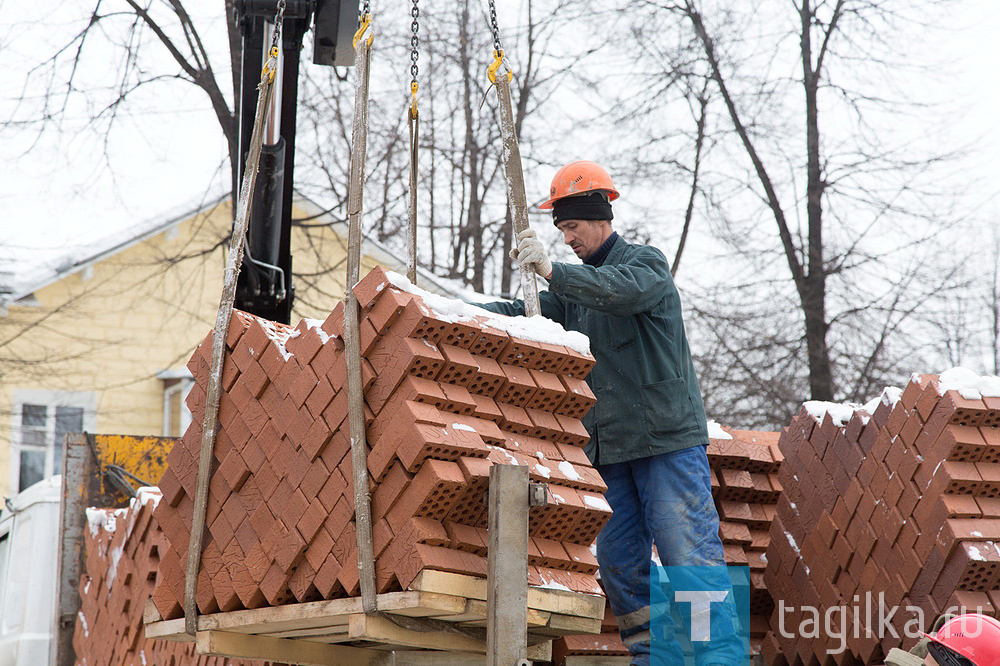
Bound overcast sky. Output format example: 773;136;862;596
1;0;997;290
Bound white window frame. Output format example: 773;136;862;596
9;389;96;493
158;369;194;437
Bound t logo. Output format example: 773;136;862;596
674;590;730;641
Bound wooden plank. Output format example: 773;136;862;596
350;613;486;654
486;464;529;666
146;591;466;641
409;570;605;620
535;613;603;637
454;599;550;628
53;434;96;666
196;630;387;666
563;657;632;666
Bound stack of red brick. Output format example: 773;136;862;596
764;373;1000;664
150;266;610;619
74;490;271;665
708;427;783;652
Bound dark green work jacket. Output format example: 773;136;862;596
480;236;709;465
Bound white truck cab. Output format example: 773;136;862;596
0;475;61;666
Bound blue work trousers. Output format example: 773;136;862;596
595;445;744;666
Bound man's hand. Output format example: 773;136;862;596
509;228;553;280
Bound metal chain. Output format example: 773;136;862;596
410;0;419;83
270;0;286;50
488;0;504;54
361;0;370;22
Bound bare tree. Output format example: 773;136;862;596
610;0;964;421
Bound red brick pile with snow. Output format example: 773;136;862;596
149;266;609;618
74;488;271;665
764;369;1000;665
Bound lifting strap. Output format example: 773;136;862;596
488;51;540;315
184;0;287;637
344;8;379;614
406;0;420;284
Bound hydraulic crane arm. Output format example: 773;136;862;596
232;0;355;323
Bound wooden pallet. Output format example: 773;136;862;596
144;571;605;666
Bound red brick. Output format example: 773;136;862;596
556;374;596;419
445;521;487;556
372;462;413;520
368;287;415;333
464;353;505;397
439;456;492;527
922;461;982;498
495;363;539;408
940;389;989;428
386;459;465;532
437;343;480;386
439;382;477;415
352;264;392;309
470;393;504;423
531;486;587;544
496;401;535;436
553;413;589;447
304;376;336;420
370;374;448;416
394;543;488;590
366;336;445;407
466;315;510;356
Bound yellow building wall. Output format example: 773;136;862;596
0;198;428;496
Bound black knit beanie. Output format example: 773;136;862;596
552;191;614;224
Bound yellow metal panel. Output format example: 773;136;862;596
92;434;177;487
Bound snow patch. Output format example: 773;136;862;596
938;367;1000;400
785;531;801;554
707;419;732;440
535;576;572;592
78;610;89;638
451;422;477;433
803;401;861;426
582;494;611;512
804;385;902;427
558;460;582;482
385;270;592;356
86;508;114;536
132;486;162;510
535;463;552;479
304;318;332;344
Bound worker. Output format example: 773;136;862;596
919;613;1000;665
478;160;743;665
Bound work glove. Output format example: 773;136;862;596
509;228;553;280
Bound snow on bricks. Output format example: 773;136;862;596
763;370;1000;666
708;426;782;654
74;489;274;666
150;266;608;620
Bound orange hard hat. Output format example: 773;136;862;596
539;160;620;210
923;613;1000;665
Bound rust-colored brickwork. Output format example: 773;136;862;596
151;266;609;619
764;374;1000;665
74;491;273;666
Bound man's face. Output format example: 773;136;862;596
555;219;612;259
